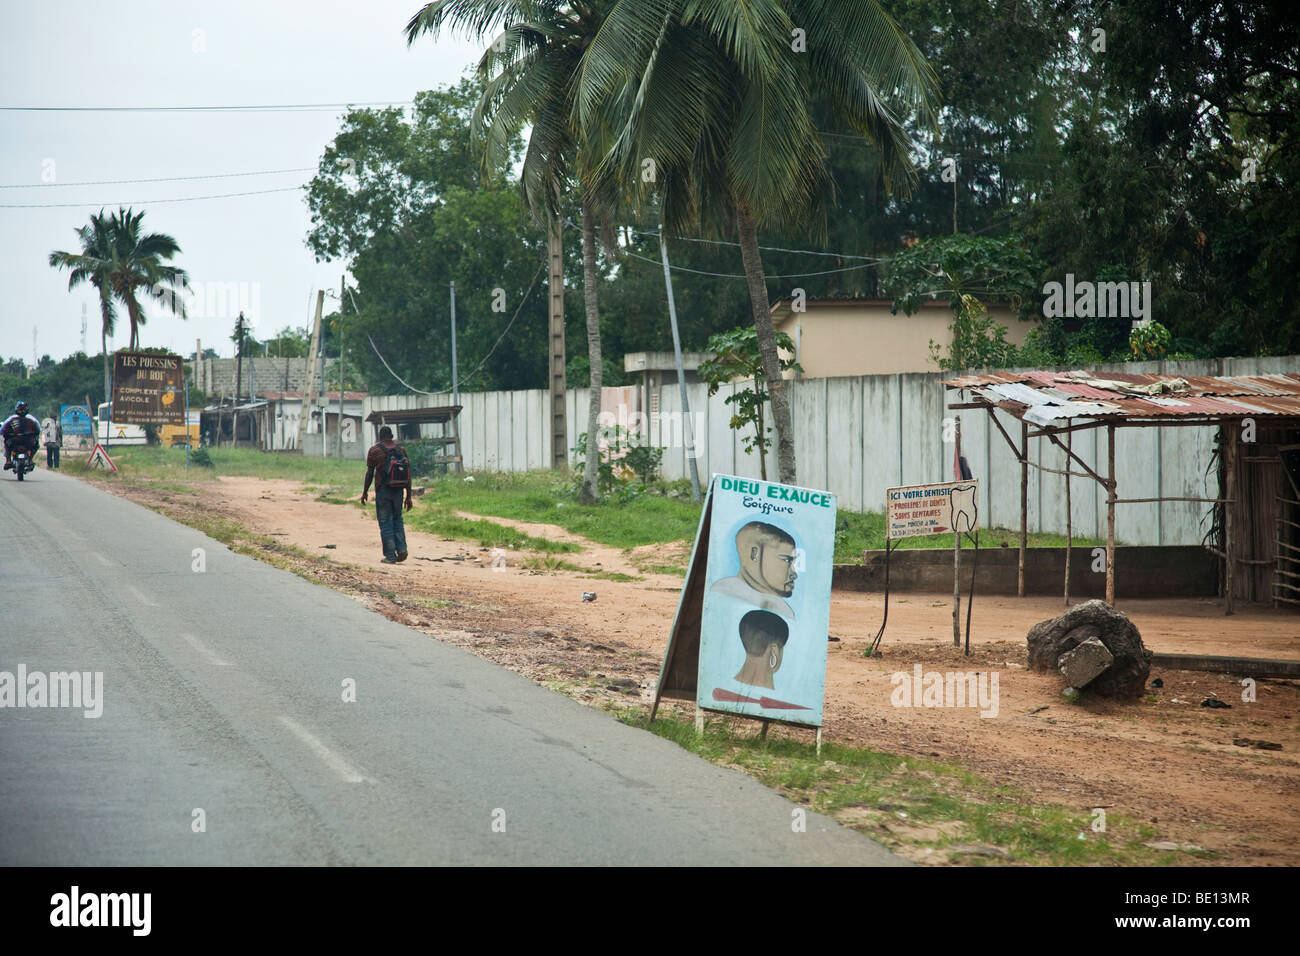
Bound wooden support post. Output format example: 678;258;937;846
547;222;567;470
1224;427;1236;616
1064;427;1072;606
298;291;324;452
816;727;822;758
759;720;770;740
1019;421;1028;598
955;416;964;642
694;706;704;734
953;530;962;646
1106;423;1116;607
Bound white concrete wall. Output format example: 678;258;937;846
361;355;1299;544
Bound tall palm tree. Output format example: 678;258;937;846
103;207;188;350
49;210;119;401
577;0;938;484
406;1;617;504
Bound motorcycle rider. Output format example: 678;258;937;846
3;401;41;470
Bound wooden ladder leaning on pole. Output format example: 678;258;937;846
298;291;324;453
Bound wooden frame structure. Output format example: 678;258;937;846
365;405;464;472
943;370;1300;613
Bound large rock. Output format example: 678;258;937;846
1059;636;1114;688
1027;600;1151;699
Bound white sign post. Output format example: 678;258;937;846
886;479;979;540
886;478;980;649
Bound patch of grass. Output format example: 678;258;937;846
408;506;579;554
616;711;1193;866
423;471;702;550
636;563;687;576
584;569;642;582
522;555;585;572
315;494;356;505
404;596;453;610
84;445;364;486
519;555;640;582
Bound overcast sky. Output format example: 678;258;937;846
0;0;483;363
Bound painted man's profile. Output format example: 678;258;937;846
709;520;798;618
733;610;789;690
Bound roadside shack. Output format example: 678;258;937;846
943;370;1300;612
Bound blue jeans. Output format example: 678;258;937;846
375;485;407;560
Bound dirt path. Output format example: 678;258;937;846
98;475;1300;865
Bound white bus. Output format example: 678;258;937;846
95;403;148;445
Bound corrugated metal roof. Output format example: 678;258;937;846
944;369;1300;423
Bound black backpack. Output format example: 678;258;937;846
380;445;410;488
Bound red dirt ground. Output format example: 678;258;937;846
101;475;1300;865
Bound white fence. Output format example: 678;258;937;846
362;356;1298;545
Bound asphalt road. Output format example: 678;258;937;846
0;465;904;866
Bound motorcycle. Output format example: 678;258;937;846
10;445;34;480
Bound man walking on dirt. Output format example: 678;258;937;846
361;425;412;564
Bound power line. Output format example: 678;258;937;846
0;101;414;113
623;249;880;279
360;262;546;394
634;228;885;261
456;263;545;388
0;167;314;189
366;334;434;396
0;186;304;209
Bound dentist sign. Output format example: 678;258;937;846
886;480;979;540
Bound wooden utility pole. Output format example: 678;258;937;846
1224;426;1237;615
298;291;324;452
1105;423;1117;606
548;221;567;470
233;312;244;447
337;275;345;460
1064;427;1072;606
658;225;701;500
1019;421;1029;598
953;417;962;646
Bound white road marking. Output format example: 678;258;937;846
126;584;158;607
276;716;373;784
180;633;231;667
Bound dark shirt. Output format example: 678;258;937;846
366;441;408;489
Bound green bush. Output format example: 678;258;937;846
624;443;664;484
572;426;665;493
189;446;214;467
404;439;451;475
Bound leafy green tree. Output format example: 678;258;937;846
406;0;621;503
255;326;312;358
885;234;1040;371
101;208;187;350
49;211;120;400
306;82;550;395
698;327;801;481
576;0;939;484
0;351;107;419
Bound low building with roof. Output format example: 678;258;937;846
943;369;1300;610
772;296;1038;377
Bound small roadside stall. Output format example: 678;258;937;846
943;369;1300;613
363;405;464;473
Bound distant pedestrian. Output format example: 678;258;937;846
361;425;412;564
41;417;62;469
